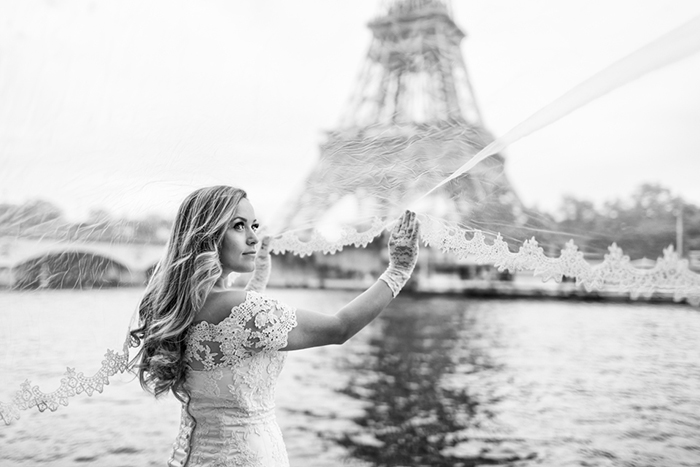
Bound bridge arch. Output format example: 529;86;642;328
12;249;140;289
0;237;167;288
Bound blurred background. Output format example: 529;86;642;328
1;1;700;466
1;0;700;220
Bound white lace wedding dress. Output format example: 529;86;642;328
167;291;298;467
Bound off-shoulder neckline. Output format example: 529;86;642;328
191;290;261;328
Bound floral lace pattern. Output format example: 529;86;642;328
185;291;297;370
418;216;700;305
169;291;297;467
3;214;700;430
272;217;387;256
0;336;130;425
273;215;700;305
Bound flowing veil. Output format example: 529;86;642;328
2;0;700;448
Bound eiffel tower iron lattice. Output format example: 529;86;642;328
279;0;524;239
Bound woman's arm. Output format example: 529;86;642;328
282;211;420;351
282;280;393;350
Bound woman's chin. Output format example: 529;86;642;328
235;264;256;274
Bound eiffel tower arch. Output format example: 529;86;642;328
274;0;523;289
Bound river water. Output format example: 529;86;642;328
0;288;698;467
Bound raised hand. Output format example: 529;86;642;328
245;236;272;292
379;211;420;297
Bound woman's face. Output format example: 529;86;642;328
219;198;259;274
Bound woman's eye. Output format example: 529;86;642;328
232;222;244;231
252;223;260;232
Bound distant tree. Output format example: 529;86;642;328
128;213;172;243
18;199;64;225
553;196;608;256
608;183;679;259
87;208;112;225
0;200;65;236
0;203;15;219
546;183;691;260
0;203;20;231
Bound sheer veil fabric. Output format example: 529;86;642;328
2;0;700;440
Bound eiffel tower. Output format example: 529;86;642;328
275;0;523;284
280;0;522;237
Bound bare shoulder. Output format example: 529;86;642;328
195;289;249;325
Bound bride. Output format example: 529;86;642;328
128;185;420;466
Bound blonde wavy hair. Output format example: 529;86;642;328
129;185;247;400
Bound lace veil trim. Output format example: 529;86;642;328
0;336;130;425
0;292;298;425
3;217;699;425
185;291;297;371
273;215;700;305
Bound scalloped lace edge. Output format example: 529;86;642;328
0;337;130;425
3;215;700;425
272;215;700;304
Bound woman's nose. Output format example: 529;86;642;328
247;230;258;245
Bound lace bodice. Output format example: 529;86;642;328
185;291;297;370
169;291;298;467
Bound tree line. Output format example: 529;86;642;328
0;200;172;244
525;183;700;260
2;182;699;260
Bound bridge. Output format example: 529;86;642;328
0;236;166;288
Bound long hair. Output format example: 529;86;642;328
129;185;247;400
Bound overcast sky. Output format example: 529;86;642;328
1;0;700;226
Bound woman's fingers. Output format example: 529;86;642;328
404;210;413;230
393;213;404;236
405;211;416;234
402;211;410;235
391;210;420;239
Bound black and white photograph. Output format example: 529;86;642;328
1;1;700;466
